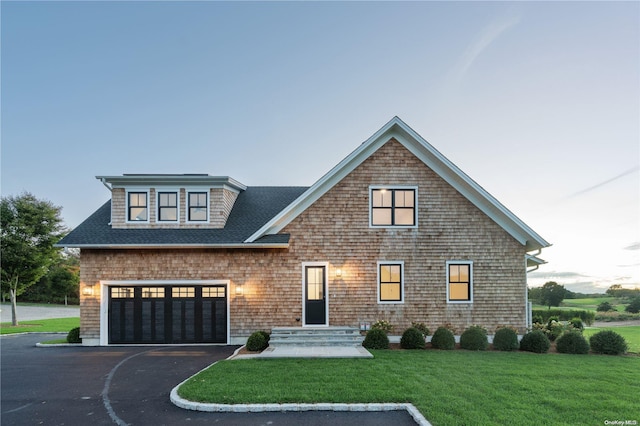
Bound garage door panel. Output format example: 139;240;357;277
108;284;227;344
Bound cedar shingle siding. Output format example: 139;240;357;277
77;138;528;342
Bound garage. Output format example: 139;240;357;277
108;284;227;344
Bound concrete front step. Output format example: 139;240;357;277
269;326;364;348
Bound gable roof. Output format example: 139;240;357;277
56;187;308;248
245;116;550;252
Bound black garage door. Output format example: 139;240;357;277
108;285;227;344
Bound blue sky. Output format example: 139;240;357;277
2;1;638;293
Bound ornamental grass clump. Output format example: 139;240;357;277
430;326;455;350
520;330;551;353
492;327;519;351
460;325;488;351
400;327;426;349
363;328;390;349
589;330;628;355
556;330;590;354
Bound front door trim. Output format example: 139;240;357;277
301;262;329;327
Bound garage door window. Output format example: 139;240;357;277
172;287;195;298
111;287;134;298
203;287;225;298
142;287;164;298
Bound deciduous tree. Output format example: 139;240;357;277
1;193;66;325
540;281;566;310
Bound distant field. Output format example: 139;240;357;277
533;297;627;312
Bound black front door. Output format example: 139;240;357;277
304;266;327;325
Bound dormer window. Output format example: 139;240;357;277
158;192;178;222
188;191;208;222
370;186;417;227
127;192;148;222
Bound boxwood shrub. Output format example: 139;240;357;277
460;325;488;351
492;327;519;351
556;331;589;354
589;330;628;355
363;328;390;349
246;330;270;352
66;327;81;344
520;330;551;353
430;326;455;350
400;327;426;349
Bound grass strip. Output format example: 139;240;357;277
0;317;79;334
179;350;639;426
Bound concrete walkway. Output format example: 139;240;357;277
233;345;373;359
0;303;79;323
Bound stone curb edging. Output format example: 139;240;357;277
169;346;432;426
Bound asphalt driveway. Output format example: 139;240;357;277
1;334;418;425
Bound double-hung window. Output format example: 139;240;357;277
157;192;178;222
378;261;404;303
447;261;473;303
370;187;417;227
127;192;148;222
188;191;208;222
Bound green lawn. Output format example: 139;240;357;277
178;350;639;426
561;297;627;312
0;317;79;334
584;326;640;353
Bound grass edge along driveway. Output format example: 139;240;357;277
0;317;79;334
178;350;639;426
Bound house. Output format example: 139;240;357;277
56;117;549;346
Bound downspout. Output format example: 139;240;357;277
100;178;113;226
524;248;543;329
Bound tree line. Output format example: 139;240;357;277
1;192;77;325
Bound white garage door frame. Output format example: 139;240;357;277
99;279;230;346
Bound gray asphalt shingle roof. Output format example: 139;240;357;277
56;186;308;248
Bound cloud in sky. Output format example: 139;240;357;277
448;9;522;85
623;242;640;251
564;165;640;200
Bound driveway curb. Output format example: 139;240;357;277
169;347;432;426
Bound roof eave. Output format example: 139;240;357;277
53;242;289;249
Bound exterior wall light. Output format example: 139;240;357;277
336;268;342;278
82;286;94;296
235;284;244;296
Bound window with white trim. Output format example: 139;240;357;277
370;187;417;227
187;191;208;222
447;261;473;303
157;192;178;222
127;192;148;222
378;261;404;303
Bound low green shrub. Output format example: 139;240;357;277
492;327;519;351
460;325;488;351
520;330;551;353
371;320;393;333
66;327;81;343
625;296;640;314
589;330;628;355
430;326;455;350
595;311;640;322
531;309;595;326
596;301;615;312
400;327;426;349
411;322;429;337
363;328;389;349
556;331;589;354
569;317;584;331
246;330;269;352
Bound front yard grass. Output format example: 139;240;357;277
0;317;79;335
179;350;639;426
